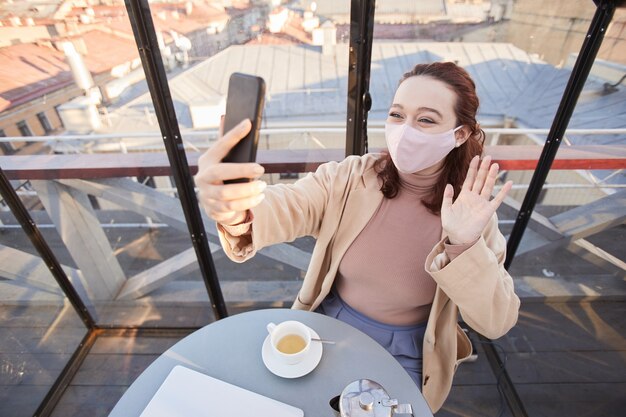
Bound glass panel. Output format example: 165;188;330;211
488;0;626;267
367;0;625;261
0;189;87;417
163;0;352;313
0;1;221;327
368;0;626;414
35;3;167;325
0;0;353;325
508;0;626;304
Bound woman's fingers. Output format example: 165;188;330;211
193;118;266;225
462;155;503;200
471;155;491;193
461;155;480;191
490;180;513;210
203;180;267;202
441;183;455;212
198;183;265;224
201;119;252;165
195;169;266;222
195;162;264;185
480;162;499;199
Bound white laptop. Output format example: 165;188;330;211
139;365;304;417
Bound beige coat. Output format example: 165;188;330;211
218;154;520;412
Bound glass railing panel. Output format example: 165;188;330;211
368;0;626;414
3;0;623;331
167;1;352;312
0;0;351;325
367;0;625;248
502;176;625;415
36;172;214;327
0;1;232;326
0;192;87;417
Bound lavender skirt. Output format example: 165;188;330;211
315;289;425;388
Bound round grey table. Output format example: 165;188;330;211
109;309;434;416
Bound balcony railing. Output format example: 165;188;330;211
1;133;624;313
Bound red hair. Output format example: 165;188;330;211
374;62;485;215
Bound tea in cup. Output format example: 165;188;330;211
266;321;312;365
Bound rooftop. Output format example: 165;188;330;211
102;41;626;142
0;42;74;111
0;1;234;112
0;29;140;112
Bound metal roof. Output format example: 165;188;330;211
106;42;626;143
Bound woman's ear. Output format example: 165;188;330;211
454;126;471;148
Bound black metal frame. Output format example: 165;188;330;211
124;0;227;319
0;0;619;416
478;333;529;417
345;0;376;156
32;331;98;417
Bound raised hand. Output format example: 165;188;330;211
194;118;266;226
441;155;513;245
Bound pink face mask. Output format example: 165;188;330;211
384;123;463;174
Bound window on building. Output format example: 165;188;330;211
17;120;33;137
54;105;65;129
37;111;53;133
0;129;15;155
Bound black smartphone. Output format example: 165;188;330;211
222;72;266;184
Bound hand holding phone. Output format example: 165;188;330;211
222;72;266;183
194;73;267;226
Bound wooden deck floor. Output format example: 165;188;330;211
441;300;626;417
0;304;86;417
1;216;623;417
1;298;622;417
49;333;189;417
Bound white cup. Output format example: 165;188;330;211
266;321;312;365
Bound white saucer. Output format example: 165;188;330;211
261;329;323;378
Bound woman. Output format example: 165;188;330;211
194;62;520;412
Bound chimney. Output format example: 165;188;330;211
268;8;289;34
62;41;94;92
313;20;336;55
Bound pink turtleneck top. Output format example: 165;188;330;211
335;168;473;326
